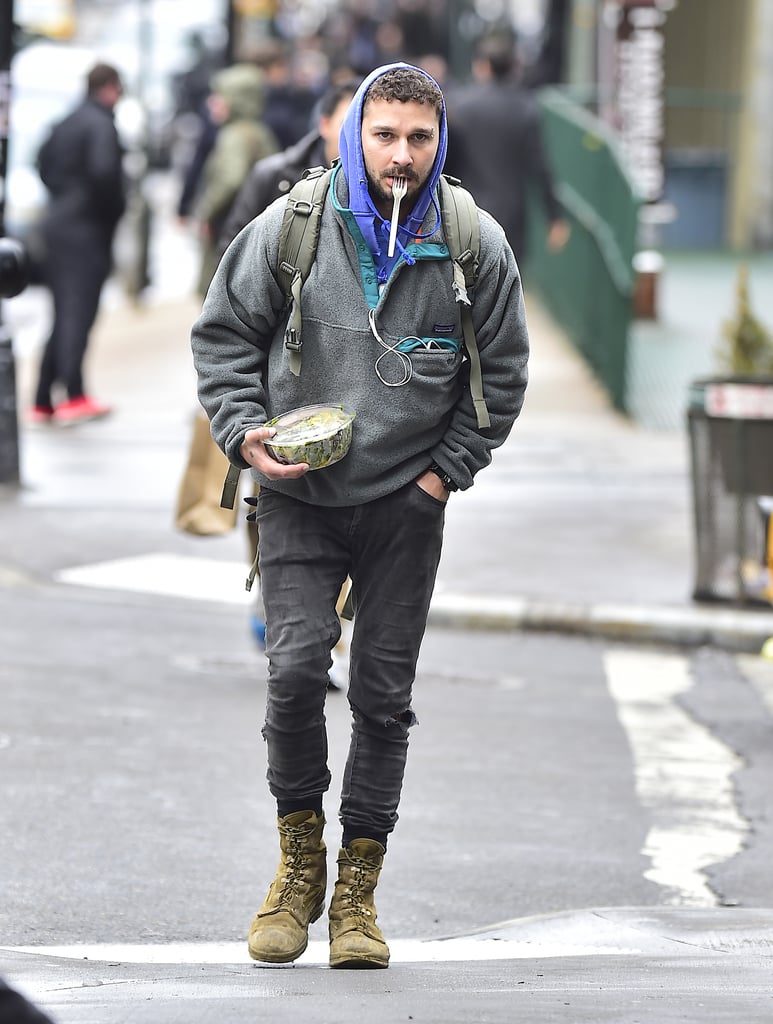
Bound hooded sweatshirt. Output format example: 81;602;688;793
336;62;449;286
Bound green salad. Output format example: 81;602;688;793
265;404;355;470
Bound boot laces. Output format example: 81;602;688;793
276;823;312;906
342;858;374;920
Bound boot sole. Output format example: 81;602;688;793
329;952;390;970
329;957;389;969
248;944;307;964
247;901;325;964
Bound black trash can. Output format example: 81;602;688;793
688;376;773;606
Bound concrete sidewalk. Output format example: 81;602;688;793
5;278;773;653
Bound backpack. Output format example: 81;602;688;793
221;165;489;516
277;165;489;430
37;120;68;195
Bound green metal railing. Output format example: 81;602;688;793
526;87;641;412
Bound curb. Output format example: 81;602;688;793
428;593;773;652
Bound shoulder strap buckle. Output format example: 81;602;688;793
289;198;315;217
276;166;334;377
285;326;302;353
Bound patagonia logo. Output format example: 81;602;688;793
433;324;455;334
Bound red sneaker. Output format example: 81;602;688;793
54;396;112;424
26;405;55;425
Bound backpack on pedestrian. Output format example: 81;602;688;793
36;120;69;196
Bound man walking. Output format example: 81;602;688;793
445;35;569;268
190;63;529;969
31;63;126;425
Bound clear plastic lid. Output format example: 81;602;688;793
267;404;355;445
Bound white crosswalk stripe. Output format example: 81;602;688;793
604;648;747;907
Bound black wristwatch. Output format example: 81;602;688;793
429;462;458;492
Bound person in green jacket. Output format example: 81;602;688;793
194;63;278;296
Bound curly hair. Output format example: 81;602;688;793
364;67;443;119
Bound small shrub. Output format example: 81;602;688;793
717;264;773;376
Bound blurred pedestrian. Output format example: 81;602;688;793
172;30;224;123
191;63;529;970
193;64;279;296
219;77;359;252
445;35;569;269
416;53;449;89
30;62;126;426
393;0;450;65
258;44;320;152
175;104;218;222
173;32;225;222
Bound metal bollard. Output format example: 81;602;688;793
0;326;20;485
0;0;26;487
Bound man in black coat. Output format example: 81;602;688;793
445;36;568;270
31;63;126;425
218;78;359;255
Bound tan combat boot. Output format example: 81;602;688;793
247;809;326;963
328;839;390;969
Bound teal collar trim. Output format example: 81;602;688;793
407;241;449;261
331;166;453;307
332;168;381;308
340;209;380;308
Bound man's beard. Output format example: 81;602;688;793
369;169;418;207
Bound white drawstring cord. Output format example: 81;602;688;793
368;307;412;387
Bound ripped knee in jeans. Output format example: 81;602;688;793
387;707;418;730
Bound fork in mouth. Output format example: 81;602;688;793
388;176;408;257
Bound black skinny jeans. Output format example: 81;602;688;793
256;480;446;842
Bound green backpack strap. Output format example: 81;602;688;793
219;167;332;519
438;175;490;430
220;462;241;511
277;165;333;376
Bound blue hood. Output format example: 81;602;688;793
337;62;448;280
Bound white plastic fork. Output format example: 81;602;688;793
387;176;407;257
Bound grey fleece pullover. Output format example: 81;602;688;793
190;173;529;507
